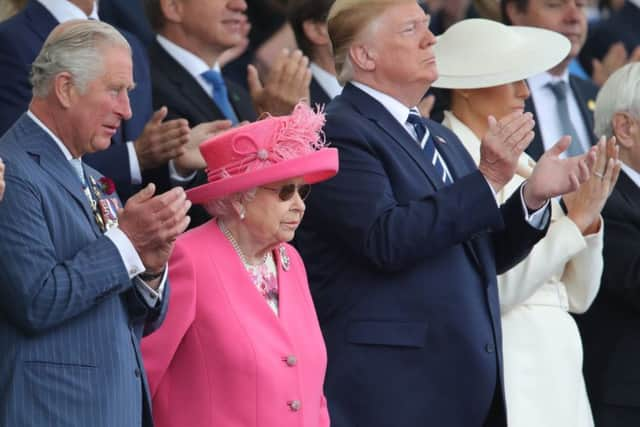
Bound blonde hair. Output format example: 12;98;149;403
327;0;413;85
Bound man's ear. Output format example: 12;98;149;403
302;20;330;46
53;72;75;109
505;2;524;25
160;0;183;24
612;112;637;149
349;42;376;72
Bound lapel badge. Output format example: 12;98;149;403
587;99;596;111
435;135;447;144
278;245;290;271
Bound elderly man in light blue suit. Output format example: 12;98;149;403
0;20;191;426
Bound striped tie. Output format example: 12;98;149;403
406;111;453;184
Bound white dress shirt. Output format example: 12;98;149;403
27;110;165;306
37;0;143;185
527;71;592;156
310;62;342;100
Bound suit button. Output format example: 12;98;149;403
485;343;495;353
288;400;301;411
134;368;141;378
284;355;297;366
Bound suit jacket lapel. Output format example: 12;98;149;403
24;0;57;42
428;126;468;181
20;116;97;230
617;171;640;212
151;42;225;121
343;84;445;191
524;96;545;161
569;75;597;145
226;79;257;122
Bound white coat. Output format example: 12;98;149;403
444;111;602;427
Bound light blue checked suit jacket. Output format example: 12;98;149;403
0;114;168;427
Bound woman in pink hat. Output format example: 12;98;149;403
141;103;337;427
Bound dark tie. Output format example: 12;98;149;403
547;81;584;157
201;70;239;124
406;111;453;184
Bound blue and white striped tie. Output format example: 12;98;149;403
406;111;453;184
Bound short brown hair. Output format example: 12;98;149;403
288;0;335;58
500;0;529;25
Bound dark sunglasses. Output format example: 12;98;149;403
261;183;311;201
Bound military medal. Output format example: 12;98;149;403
87;176;120;232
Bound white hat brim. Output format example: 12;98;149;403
431;19;571;89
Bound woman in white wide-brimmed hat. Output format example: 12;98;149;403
432;19;620;427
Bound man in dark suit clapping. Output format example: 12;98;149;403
295;1;596;426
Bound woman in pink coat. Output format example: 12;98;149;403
141;103;338;427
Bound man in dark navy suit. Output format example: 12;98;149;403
0;0;191;200
295;1;595;426
0;19;190;426
577;62;640;427
501;0;599;161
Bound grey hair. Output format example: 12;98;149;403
30;20;131;98
203;188;257;219
594;62;640;139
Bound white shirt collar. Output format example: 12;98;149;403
156;35;222;97
620;162;640;189
38;0;99;22
527;69;570;93
351;80;431;146
351;81;414;127
156;34;218;77
27;110;76;160
629;0;640;9
309;62;342;100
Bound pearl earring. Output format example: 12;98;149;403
239;207;245;220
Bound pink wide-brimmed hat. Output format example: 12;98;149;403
187;103;339;204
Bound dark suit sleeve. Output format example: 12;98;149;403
0;30;34;135
308;124;504;272
0;168;134;335
601;198;640;313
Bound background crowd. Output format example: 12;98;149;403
0;0;639;426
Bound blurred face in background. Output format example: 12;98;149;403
176;0;247;54
453;80;530;136
506;0;587;62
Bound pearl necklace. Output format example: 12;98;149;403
218;220;270;267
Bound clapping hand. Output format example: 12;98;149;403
248;49;312;116
479;112;535;193
173;120;234;177
563;136;620;234
118;184;191;288
135;107;190;171
523;137;596;210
